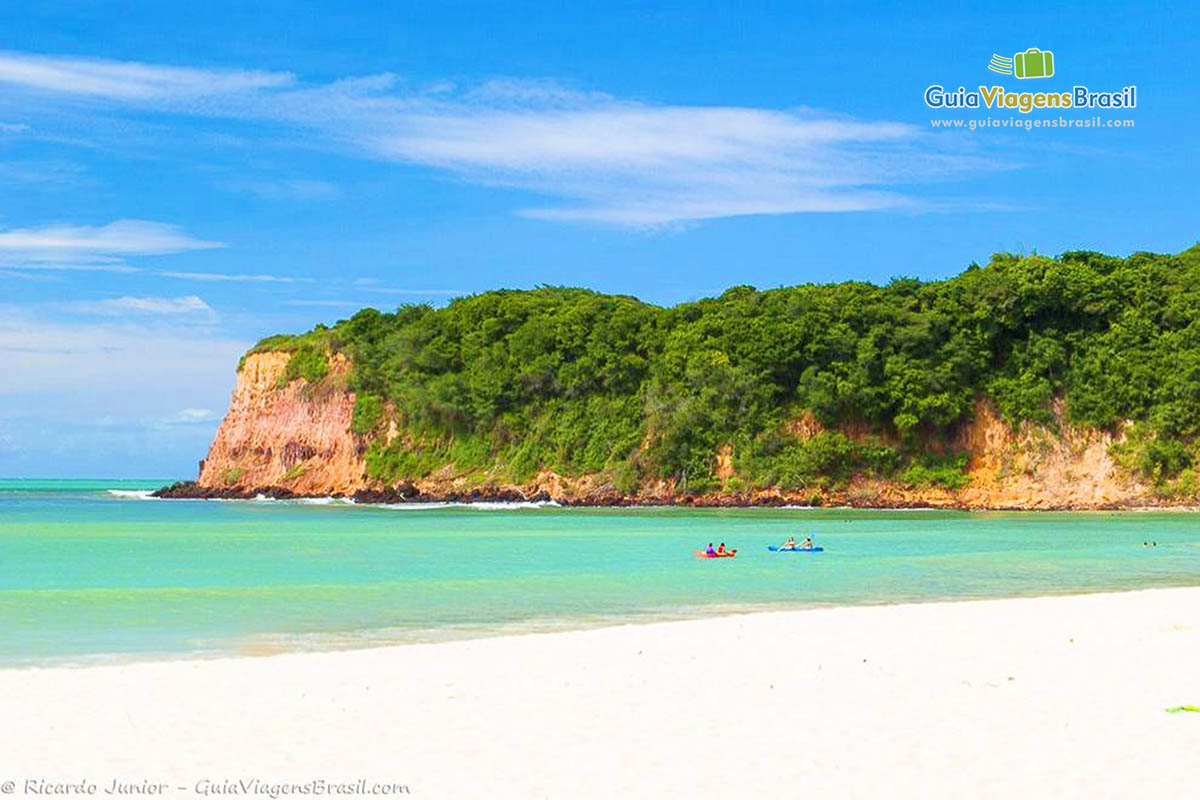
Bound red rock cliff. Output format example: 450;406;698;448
197;352;369;495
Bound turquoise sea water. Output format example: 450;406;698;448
2;478;1199;667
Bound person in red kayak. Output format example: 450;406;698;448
706;543;716;556
716;543;728;555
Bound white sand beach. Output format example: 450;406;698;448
3;588;1198;799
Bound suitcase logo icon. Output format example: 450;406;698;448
988;48;1055;79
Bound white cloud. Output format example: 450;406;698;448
162;408;219;424
349;278;460;296
359;285;462;296
0;306;248;476
217;177;340;200
0;305;246;400
0;51;292;99
0;269;57;282
157;270;305;283
0;159;87;187
0;51;1009;226
0;257;141;274
66;295;214;316
0;219;223;255
270;82;975;226
0;220;224;282
284;300;375;308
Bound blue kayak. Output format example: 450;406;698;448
767;546;824;553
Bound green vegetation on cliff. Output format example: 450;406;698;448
251;245;1200;495
279;345;330;385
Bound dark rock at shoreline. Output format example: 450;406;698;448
151;481;298;500
350;483;422;504
154;481;558;505
152;481;246;499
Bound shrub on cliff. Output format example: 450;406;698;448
281;345;329;385
351;393;385;434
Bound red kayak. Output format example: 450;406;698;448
694;549;737;558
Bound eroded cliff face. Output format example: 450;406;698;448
194;355;1155;508
820;399;1152;509
197;352;369;495
952;399;1149;509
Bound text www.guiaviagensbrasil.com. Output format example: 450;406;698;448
931;116;1134;131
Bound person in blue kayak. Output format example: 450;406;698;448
706;542;716;556
799;535;814;550
778;536;797;551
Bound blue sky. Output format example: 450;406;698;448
2;0;1197;477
